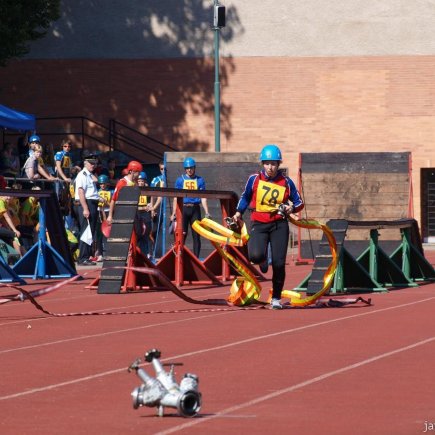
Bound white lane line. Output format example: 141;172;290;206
0;311;234;355
155;336;435;435
2;295;435;355
1;296;434;401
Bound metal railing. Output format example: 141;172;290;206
2;116;174;162
109;119;177;161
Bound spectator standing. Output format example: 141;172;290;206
53;139;80;219
136;171;153;258
54;139;76;183
150;161;166;258
74;152;100;266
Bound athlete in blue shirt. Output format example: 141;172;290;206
232;145;304;309
170;157;210;258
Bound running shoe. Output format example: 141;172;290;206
270;298;282;309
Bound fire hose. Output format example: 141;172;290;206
192;210;340;307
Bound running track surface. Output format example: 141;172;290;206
1;252;435;435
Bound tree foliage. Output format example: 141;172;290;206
0;0;60;66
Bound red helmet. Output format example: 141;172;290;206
127;160;143;172
0;175;6;189
121;168;129;176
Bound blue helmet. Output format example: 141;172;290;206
138;171;147;180
29;134;40;143
259;144;282;162
183;157;196;169
98;174;109;184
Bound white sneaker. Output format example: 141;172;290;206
270;298;282;310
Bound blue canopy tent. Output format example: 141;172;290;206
0;104;35;131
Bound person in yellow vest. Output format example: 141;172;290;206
16;186;42;252
54;139;75;183
94;174;113;262
0;177;23;256
170;157;210;258
6;183;28;255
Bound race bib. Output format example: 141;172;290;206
98;190;111;207
138;194;149;206
255;180;285;212
183;179;198;190
62;155;71;168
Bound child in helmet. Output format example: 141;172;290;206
94;174;114;261
232;144;304;309
97;174;113;221
170;157;210;259
136;171;153;258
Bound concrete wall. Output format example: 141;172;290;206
24;1;435;58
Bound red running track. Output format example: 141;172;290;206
1;252;435;435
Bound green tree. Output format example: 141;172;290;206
0;0;60;66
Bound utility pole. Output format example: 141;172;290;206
213;1;225;152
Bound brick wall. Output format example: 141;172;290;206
1;55;435;230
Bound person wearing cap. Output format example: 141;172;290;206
106;160;143;225
232;144;304;309
170;157;210;259
74;152;100;266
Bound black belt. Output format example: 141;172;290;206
74;199;99;205
184;203;200;207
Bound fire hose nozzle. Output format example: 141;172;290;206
225;217;239;232
130;349;202;417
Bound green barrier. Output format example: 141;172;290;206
296;219;435;294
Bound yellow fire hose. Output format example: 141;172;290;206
192;215;338;307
